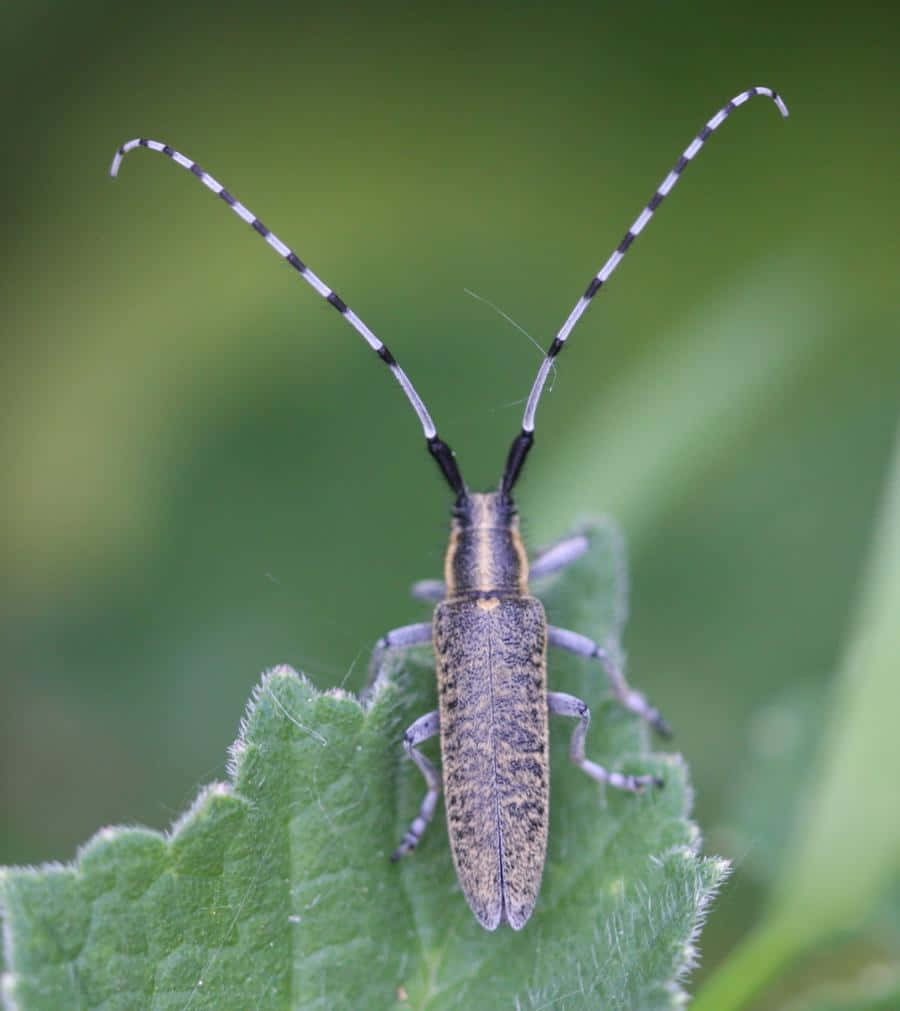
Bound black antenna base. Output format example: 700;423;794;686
501;429;534;499
428;436;466;500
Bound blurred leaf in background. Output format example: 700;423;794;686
3;0;899;1006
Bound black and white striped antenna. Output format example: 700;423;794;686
500;85;789;497
112;84;787;504
109;139;466;499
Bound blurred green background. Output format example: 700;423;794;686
3;0;899;1004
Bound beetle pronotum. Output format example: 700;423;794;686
111;85;788;930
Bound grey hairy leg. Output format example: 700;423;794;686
547;625;671;736
392;710;441;859
548;691;663;792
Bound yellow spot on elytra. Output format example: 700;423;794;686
477;597;500;611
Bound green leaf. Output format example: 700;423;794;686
1;522;724;1010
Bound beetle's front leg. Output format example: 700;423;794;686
410;579;445;601
547;625;671;736
529;531;591;580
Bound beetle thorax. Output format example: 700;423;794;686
444;492;529;600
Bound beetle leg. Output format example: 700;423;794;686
547;625;671;736
529;532;590;580
392;710;441;860
410;578;445;601
368;620;433;689
548;691;663;792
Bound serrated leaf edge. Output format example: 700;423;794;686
0;664;330;1011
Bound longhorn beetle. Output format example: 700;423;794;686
111;85;788;931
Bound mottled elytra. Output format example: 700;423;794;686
111;85;788;931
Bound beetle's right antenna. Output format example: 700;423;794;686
110;139;467;501
500;85;789;498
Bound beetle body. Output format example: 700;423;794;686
437;493;548;929
110;84;787;931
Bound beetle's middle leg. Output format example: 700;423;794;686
368;621;433;689
392;709;441;860
548;691;663;792
548;625;672;736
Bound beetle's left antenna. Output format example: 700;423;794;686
499;85;789;498
110;138;466;500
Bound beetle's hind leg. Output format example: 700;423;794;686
367;624;442;857
392;710;441;860
547;625;671;736
548;691;663;792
